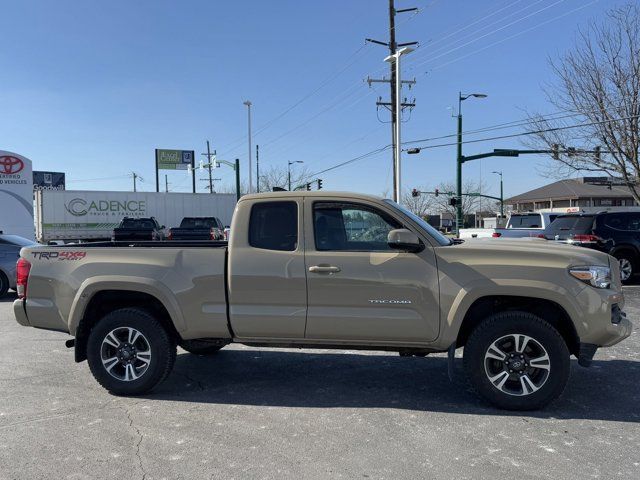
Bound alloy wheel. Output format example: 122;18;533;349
619;258;633;282
100;327;152;381
484;333;551;396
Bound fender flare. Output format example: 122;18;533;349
67;276;186;335
442;279;584;345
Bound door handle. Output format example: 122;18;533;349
309;265;341;274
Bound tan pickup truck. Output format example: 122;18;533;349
13;192;632;410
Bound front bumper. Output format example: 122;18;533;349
13;299;30;327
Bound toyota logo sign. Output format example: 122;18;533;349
0;156;25;174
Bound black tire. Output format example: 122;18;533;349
180;339;224;355
87;308;176;396
0;272;9;298
614;252;635;284
463;311;570;411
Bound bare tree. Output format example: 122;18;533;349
401;180;488;219
401;187;432;218
527;3;640;201
257;165;313;192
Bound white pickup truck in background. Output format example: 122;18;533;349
459;212;560;239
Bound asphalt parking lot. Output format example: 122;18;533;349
0;292;638;480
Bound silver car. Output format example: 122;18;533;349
0;234;36;298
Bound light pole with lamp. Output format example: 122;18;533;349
456;92;487;234
384;46;414;203
492;170;504;218
288;160;303;191
243;100;253;194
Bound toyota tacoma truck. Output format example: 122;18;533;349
13;192;632;410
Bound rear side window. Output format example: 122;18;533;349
604;213;640;231
508;214;541;228
547;216;594;233
249;202;298;251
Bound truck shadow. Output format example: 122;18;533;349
150;349;640;422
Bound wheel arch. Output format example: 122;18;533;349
455;295;580;357
73;287;183;363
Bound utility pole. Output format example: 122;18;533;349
165;175;169;193
243;100;253;194
131;172;142;192
256;144;260;193
366;1;418;202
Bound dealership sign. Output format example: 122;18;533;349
0;150;34;239
33;171;65;191
64;197;147;217
155;149;194;170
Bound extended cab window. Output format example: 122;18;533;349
249;201;298;251
313;202;400;251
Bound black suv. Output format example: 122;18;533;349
542;211;640;283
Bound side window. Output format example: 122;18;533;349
313;202;400;251
626;214;640;231
249;201;298;251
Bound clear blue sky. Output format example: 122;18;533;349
0;0;625;200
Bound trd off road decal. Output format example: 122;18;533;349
32;251;86;260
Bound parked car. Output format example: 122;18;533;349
0;233;37;297
460;212;560;239
112;217;166;242
167;217;224;241
541;211;640;283
13;192;632;410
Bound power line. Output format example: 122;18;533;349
425;0;598;72
409;0;567;71
405;114;640;151
218;43;372;155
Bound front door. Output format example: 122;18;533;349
303;198;440;344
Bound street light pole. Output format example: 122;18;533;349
288;160;303;191
455;92;487;235
492;171;504;217
384;46;414;203
243;100;253;194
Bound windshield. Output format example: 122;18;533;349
384;199;452;246
0;234;36;247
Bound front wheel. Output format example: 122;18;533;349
615;253;635;284
0;272;9;298
463;311;570;410
87;308;176;396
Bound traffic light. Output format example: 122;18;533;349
317;178;323;190
434;188;439;197
449;197;457;207
551;144;560;160
411;188;420;197
306;183;312;191
594;145;601;163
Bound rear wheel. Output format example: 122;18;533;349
463;311;570;410
87;308;176;396
615;252;635;284
180;339;224;355
0;272;9;298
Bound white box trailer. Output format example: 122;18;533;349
34;190;237;243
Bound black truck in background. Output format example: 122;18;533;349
167;217;225;241
112;217;166;242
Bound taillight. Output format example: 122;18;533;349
167;231;173;240
492;232;502;238
16;258;31;299
209;228;215;240
537;234;546;239
571;234;601;243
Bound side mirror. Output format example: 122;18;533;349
387;228;423;253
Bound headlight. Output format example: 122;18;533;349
569;265;611;289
